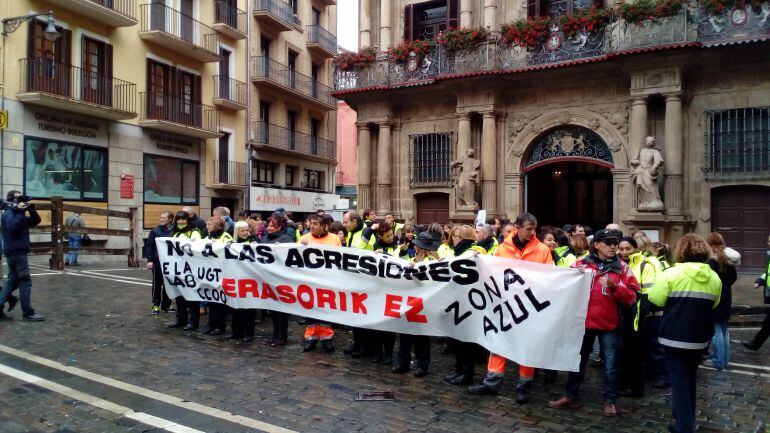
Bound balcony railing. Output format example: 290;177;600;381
19;58;136;114
140;91;219;133
307;25;337;55
139;3;220;56
334;4;770;91
253;0;301;28
214;160;246;185
251;56;334;107
213;75;247;106
251;121;336;159
88;0;137;20
214;0;247;35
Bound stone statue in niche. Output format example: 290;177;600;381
452;148;480;208
631;136;665;210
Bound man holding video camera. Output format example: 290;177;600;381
0;191;45;321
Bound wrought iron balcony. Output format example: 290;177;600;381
213;0;247;40
45;0;137;27
251;56;335;109
213;75;247;110
18;58;137;120
307;25;337;58
250;121;336;160
253;0;301;33
334;4;770;92
139;92;221;139
139;3;222;63
213;160;246;187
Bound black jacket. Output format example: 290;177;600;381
260;230;295;244
708;258;737;323
146;224;172;263
1;206;41;257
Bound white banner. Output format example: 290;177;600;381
157;238;592;371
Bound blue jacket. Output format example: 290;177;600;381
2;207;42;257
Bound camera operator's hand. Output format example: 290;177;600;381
16;202;28;210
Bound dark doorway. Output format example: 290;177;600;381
211;198;237;218
525;161;613;231
712;185;770;271
415;192;449;225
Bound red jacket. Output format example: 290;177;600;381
573;255;639;331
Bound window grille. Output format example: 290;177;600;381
409;132;453;187
704;107;770;179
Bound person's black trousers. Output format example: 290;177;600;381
643;315;669;383
665;347;702;433
207;303;226;332
151;266;171;309
351;328;373;354
175;297;199;327
620;315;645;395
232;308;256;338
397;334;430;370
271;311;289;342
452;341;478;376
372;330;396;360
750;312;770;348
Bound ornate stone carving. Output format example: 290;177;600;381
631;136;665;211
451;148;480;208
598;104;630;136
525;126;613;168
608;139;623;152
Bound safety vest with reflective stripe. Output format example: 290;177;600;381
456;245;487;259
206;231;233;243
647;262;722;350
172;228;201;241
437;243;454;260
554;246;577;268
628;252;661;331
346;227;373;251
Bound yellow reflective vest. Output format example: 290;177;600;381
346;227;373;251
206;231;233;243
438;243;454;260
172;228;201;241
554;246;577;268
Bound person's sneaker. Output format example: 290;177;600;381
741;340;759;351
603;401;617;417
549;396;582;409
7;295;18;312
23;313;46;321
151;306;161;315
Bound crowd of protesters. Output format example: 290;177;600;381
143;206;770;433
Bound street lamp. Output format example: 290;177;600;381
2;10;60;41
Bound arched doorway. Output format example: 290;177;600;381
523;126;614;231
415;192;449;225
712;185;770;270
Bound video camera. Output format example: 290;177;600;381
0;195;33;211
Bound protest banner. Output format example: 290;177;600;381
157;238;592;371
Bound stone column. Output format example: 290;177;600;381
483;0;497;31
359;0;371;48
460;0;473;27
457;113;471;159
629;98;648;159
481;111;497;213
664;94;684;213
377;121;392;213
357;124;372;210
379;0;391;49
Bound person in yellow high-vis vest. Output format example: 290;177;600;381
167;210;201;331
204;217;233;337
343;211;374;358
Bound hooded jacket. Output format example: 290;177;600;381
647;262;722;350
573;254;639;331
1;206;41;257
495;230;554;265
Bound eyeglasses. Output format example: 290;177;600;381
600;240;619;246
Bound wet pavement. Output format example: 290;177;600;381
0;262;768;433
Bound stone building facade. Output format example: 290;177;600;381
334;0;770;269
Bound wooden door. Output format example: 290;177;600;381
712;185;770;270
81;37;112;106
219;49;230;99
218;133;230;183
180;0;194;42
147;60;169;120
415;193;449;225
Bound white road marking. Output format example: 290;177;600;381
0;344;298;433
30;272;60;276
81;270;152;282
0;363;205;433
700;365;770;379
727;361;770;372
63;271;152;287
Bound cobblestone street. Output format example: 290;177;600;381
0;263;768;433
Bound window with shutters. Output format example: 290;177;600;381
145;60;202;127
27;20;71;97
528;0;603;19
81;37;112;106
404;1;458;42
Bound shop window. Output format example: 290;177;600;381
409;132;453;186
143;154;199;204
253;160;276;184
303;169;322;190
705;107;770;178
24;138;107;201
